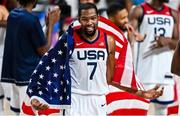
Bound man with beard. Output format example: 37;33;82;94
30;3;163;116
1;0;60;114
129;0;179;115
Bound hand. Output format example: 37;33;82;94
126;24;145;42
134;33;146;42
150;36;171;50
141;85;164;99
31;98;49;110
46;6;61;26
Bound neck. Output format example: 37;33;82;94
25;6;33;12
149;0;164;11
21;4;33;13
82;30;98;41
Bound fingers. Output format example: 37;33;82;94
33;103;49;110
153;84;160;90
152;86;164;99
31;99;49;110
149;41;159;50
134;33;146;42
159;86;164;96
126;24;135;33
46;6;61;25
37;104;49;110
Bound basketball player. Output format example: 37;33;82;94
30;3;163;116
129;0;179;115
1;0;60;114
0;5;10;115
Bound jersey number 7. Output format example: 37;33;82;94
87;62;97;80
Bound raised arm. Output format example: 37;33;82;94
0;5;9;27
171;41;180;76
129;6;143;32
36;7;61;56
128;6;145;42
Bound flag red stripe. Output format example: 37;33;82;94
98;27;125;47
22;102;60;115
22;102;35;115
99;17;125;38
168;105;179;115
106;92;149;104
131;70;138;90
113;43;128;83
108;109;148;115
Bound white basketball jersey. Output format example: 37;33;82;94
135;3;174;84
0;27;6;58
69;30;109;95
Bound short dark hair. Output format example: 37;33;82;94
17;0;36;7
78;3;98;17
107;2;125;17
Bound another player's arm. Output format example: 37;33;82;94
129;6;143;32
0;20;7;27
171;40;180;76
128;6;145;42
171;12;180;76
0;5;9;27
36;8;61;56
167;9;179;49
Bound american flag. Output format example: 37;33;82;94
26;28;74;110
22;16;149;115
96;17;150;115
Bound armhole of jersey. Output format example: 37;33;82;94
104;33;109;54
138;5;145;27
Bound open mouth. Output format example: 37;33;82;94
86;27;94;32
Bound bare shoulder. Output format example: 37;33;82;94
107;35;115;42
129;5;143;18
106;34;116;54
107;34;115;46
170;8;178;22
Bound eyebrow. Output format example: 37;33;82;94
81;15;97;18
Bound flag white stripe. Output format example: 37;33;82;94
120;44;133;87
107;99;149;114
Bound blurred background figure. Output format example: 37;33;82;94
130;0;179;115
0;4;10;115
1;0;59;115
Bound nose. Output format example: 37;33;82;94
86;19;93;26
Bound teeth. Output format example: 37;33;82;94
86;27;93;31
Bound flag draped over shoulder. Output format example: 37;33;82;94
22;16;149;115
22;28;74;115
96;17;150;115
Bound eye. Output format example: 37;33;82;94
91;16;97;20
81;18;88;22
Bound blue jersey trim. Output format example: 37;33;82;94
151;99;174;105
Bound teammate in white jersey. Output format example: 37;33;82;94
31;3;163;116
130;0;179;115
0;5;11;115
